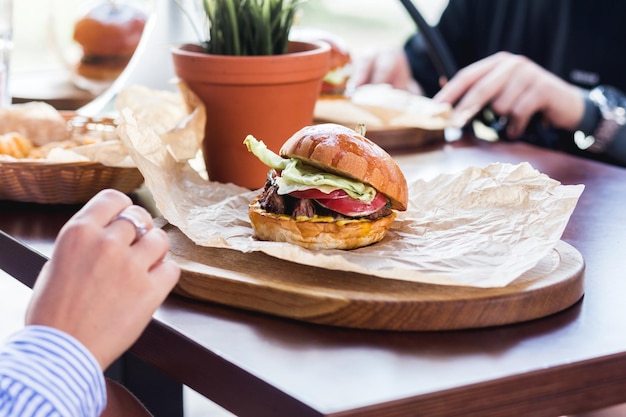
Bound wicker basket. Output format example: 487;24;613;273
0;160;144;204
0;112;145;204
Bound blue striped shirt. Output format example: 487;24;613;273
0;326;106;417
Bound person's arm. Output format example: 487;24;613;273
349;47;422;94
0;326;106;417
1;189;180;416
349;0;475;95
25;189;180;370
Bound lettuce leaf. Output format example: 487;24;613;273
244;135;376;202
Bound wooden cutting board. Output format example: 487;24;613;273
165;223;585;331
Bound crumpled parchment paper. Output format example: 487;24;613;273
116;84;584;288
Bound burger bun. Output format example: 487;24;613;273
0;102;70;146
249;198;397;250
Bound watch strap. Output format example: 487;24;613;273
588;114;624;152
575;94;601;134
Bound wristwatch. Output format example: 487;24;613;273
577;86;626;153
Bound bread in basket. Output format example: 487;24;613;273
0;102;144;204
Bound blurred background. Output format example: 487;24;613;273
11;0;447;81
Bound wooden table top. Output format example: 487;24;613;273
10;69;96;110
2;136;626;417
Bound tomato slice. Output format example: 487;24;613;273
288;189;349;200
317;191;388;217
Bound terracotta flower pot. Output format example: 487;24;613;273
172;41;331;189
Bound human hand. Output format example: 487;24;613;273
349;47;422;94
434;52;585;139
25;189;180;370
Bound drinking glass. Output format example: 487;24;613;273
0;0;12;108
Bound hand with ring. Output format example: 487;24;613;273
433;52;586;139
25;189;181;370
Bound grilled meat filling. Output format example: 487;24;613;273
258;178;392;221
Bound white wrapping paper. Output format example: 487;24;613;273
116;85;584;288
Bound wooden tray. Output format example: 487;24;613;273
314;118;445;152
363;126;444;151
165;224;585;331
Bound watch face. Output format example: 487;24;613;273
584;86;626;153
598;86;626;108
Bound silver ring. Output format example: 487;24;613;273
114;212;148;242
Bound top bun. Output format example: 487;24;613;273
324;35;351;72
73;1;147;57
280;123;408;210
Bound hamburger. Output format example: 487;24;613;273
244;123;408;250
290;28;351;96
73;1;147;82
320;34;351;96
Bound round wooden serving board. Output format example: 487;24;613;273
164;224;585;331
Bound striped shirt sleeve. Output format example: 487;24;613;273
0;325;106;417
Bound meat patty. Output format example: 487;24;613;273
257;180;391;220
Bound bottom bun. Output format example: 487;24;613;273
75;57;130;81
248;198;396;250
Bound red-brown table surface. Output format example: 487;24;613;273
2;136;626;417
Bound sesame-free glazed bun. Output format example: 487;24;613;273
280;123;408;210
249;198;397;250
248;123;408;250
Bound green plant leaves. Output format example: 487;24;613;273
201;0;302;55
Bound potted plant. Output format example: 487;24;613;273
172;0;330;189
